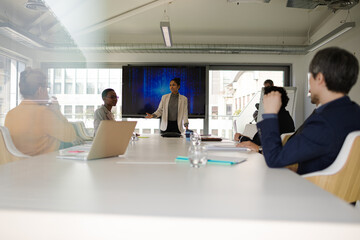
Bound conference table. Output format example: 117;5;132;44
0;135;359;239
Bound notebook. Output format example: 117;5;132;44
204;145;250;152
57;121;137;160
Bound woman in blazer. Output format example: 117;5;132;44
145;78;189;133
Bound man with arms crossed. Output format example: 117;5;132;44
253;47;360;175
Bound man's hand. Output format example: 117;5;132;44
234;133;242;141
263;91;282;114
236;141;260;152
48;96;61;112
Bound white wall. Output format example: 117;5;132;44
303;4;360;118
35;51;307;128
3;3;360;128
0;35;35;65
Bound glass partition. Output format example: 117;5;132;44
0;55;25;125
208;69;286;139
47;68;122;129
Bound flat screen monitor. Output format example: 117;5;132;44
122;65;206;118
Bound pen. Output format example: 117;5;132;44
175;156;238;165
208;159;236;165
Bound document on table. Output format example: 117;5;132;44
204;145;250;152
57;144;92;160
175;156;246;165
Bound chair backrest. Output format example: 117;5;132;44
71;122;93;141
0;126;29;165
280;131;299;172
302;131;360;203
281;132;294;145
79;122;94;138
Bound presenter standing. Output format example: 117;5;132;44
145;78;189;133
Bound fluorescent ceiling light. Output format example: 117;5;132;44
307;22;355;52
25;0;48;11
0;22;47;48
227;0;271;3
160;21;172;47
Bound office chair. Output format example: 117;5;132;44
71;122;93;141
0;126;29;165
280;132;295;145
302;131;360;203
280;132;297;171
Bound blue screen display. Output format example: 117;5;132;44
122;66;206;118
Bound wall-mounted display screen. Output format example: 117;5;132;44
122;66;206;118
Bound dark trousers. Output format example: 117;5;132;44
161;121;180;134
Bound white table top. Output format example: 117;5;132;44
0;135;359;239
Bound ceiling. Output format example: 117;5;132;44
0;0;358;54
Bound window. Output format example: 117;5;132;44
109;69;121;95
98;69;109;94
75;105;83;114
0;54;26;125
86;106;94;119
87;69;97;94
76;69;86;94
54;69;62;94
44;66;289;134
212;129;218;136
226;104;232;115
54;83;62;94
64;105;72;119
208;66;289;139
87;82;95;94
47;67;122;128
212;106;218;119
65;69;74;94
142;129;151;134
75;105;83;121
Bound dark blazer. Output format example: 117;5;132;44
257;96;360;175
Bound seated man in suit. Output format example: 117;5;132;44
249;47;360;175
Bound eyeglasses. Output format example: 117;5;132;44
106;96;119;100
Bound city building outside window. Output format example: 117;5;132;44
0;54;26;125
208;69;287;139
47;68;122;129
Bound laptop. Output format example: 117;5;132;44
58;121;137;160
